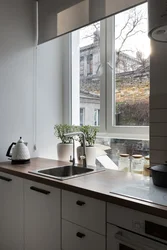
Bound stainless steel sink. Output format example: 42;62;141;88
29;165;104;181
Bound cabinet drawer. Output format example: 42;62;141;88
62;219;105;250
62;190;106;235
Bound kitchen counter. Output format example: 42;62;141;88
0;157;167;219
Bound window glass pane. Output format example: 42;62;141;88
115;3;150;126
80;22;100;126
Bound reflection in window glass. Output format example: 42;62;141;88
115;3;150;126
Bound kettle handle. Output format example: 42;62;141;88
6;143;16;158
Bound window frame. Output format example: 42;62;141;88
103;15;149;139
68;4;149;140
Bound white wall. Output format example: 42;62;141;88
0;0;64;162
0;1;35;161
36;37;63;159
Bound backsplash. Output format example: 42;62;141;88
150;94;167;165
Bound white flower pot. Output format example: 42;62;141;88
57;143;73;162
77;146;96;167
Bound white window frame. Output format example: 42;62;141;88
64;4;149;140
100;16;149;140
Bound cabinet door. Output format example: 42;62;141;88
0;172;24;250
24;180;61;250
62;219;106;250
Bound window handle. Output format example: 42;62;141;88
30;186;50;195
76;200;85;206
0;175;12;182
107;61;114;70
76;232;85;238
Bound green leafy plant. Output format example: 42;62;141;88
79;125;99;147
54;124;76;144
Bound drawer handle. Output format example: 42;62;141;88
76;200;85;206
0;175;12;182
30;186;50;195
76;232;85;239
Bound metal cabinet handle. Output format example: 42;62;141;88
30;186;50;195
76;232;85;238
76;200;85;206
0;175;12;182
115;231;160;250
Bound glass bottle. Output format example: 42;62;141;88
118;154;130;172
131;154;144;174
143;155;150;177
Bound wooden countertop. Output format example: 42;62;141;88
0;157;167;219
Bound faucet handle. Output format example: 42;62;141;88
80;155;86;160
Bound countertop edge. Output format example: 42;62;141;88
0;159;167;219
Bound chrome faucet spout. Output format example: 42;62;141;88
64;132;87;168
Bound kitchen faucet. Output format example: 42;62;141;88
64;132;87;168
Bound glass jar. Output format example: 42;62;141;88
131;155;144;174
143;155;150;177
118;154;130;172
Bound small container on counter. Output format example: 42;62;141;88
143;155;150;177
131;154;144;175
118;154;130;172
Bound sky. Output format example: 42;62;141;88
80;3;150;59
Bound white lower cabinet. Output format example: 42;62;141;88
24;180;61;250
0;173;24;250
0;172;107;250
62;219;106;250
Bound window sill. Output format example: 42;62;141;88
97;132;149;141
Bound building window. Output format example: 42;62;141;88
94;109;100;126
80;108;85;126
71;2;149;139
80;56;84;76
87;54;93;76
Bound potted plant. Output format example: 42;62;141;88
54;124;76;162
77;125;99;166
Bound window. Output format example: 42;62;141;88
80;108;85;126
115;5;150;126
94;109;100;126
87;54;93;75
71;2;149;139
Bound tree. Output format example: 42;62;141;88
81;5;147;74
116;7;146;67
135;50;150;83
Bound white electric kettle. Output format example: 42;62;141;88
6;137;30;164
